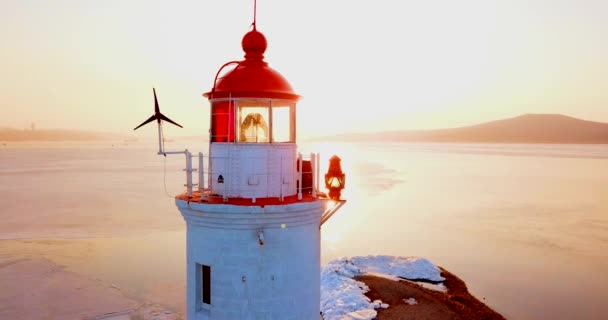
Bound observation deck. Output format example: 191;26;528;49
176;190;325;206
171;149;344;226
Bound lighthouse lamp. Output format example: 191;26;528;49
325;155;345;200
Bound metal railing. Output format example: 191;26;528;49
297;152;320;200
174;150;321;202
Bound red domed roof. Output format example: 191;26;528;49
204;29;299;101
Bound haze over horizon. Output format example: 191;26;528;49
1;0;607;139
2;112;607;132
4;113;608;144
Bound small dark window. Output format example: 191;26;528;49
217;175;224;184
202;265;211;304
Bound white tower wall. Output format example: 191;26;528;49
176;199;324;320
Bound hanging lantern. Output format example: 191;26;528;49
325;155;345;200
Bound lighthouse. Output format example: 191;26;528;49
157;23;348;319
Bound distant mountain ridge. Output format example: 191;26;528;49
320;114;608;144
4;114;608;143
0;128;125;142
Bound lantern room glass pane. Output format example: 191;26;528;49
211;101;234;142
237;100;270;143
272;103;295;143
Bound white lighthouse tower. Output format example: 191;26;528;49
162;24;346;319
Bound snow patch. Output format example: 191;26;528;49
403;297;418;305
415;281;448;292
321;255;444;320
364;272;400;281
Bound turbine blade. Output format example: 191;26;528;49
133;114;157;130
153;88;160;114
158;113;183;128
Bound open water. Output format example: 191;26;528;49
1;141;607;319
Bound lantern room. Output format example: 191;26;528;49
204;29;298;144
203;28;301;200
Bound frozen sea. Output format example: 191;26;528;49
1;141;607;319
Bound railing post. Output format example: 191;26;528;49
297;152;303;200
310;152;317;197
223;151;229;202
316;153;321;195
280;154;284;202
186;150;193;198
198;152;204;192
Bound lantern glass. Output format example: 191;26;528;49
271;102;295;143
329;177;341;188
210;100;235;142
338;175;345;187
237;100;270;143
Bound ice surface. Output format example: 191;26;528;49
320;255;444;320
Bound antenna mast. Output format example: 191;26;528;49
253;0;257;30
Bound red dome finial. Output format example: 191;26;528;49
242;29;267;60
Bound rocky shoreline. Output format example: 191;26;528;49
357;267;505;320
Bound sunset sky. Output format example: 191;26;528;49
1;0;607;138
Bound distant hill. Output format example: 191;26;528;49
318;114;608;144
0;128;127;142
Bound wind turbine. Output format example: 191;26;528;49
134;88;183;154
